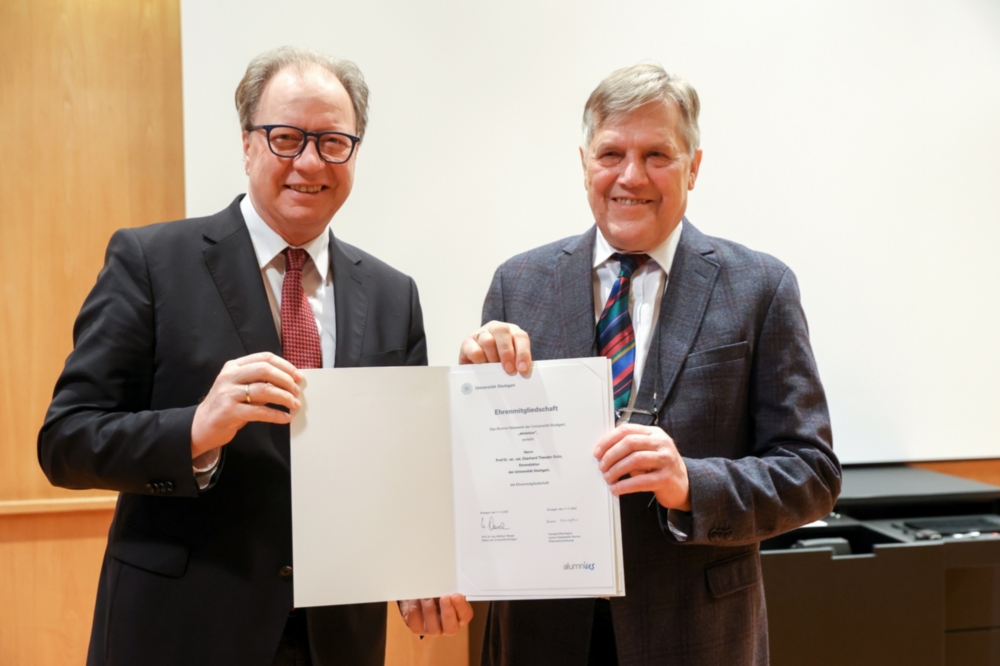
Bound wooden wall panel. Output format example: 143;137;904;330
0;510;114;665
911;459;1000;487
0;1;182;665
0;0;185;505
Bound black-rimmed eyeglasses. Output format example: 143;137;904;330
249;124;360;164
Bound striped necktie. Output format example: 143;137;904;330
281;248;323;369
597;253;649;414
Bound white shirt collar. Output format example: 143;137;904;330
240;194;331;281
592;220;684;274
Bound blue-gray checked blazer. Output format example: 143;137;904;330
481;221;841;666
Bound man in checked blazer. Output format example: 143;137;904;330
461;64;842;665
39;47;469;666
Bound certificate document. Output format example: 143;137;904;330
449;359;623;598
290;357;624;607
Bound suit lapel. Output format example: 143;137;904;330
554;227;599;359
202;197;281;356
330;233;368;368
633;221;720;412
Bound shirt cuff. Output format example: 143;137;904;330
660;506;692;542
192;448;221;490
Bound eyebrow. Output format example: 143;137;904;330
593;139;677;153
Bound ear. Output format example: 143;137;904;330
242;130;252;174
579;145;587;189
688;149;703;190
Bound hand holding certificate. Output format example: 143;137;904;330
290;358;624;607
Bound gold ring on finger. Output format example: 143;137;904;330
245;383;252;404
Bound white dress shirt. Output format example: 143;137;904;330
241;194;337;367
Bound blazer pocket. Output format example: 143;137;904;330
705;550;760;599
685;341;748;370
359;348;407;366
109;523;189;578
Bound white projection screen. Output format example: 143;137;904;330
180;1;1000;465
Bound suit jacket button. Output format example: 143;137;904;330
145;483;154;492
709;527;734;542
280;566;293;578
165;481;174;492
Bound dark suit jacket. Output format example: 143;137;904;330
38;196;427;666
480;222;841;666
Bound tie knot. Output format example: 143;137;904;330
284;247;308;273
614;253;649;278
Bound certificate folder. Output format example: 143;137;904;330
290;357;625;607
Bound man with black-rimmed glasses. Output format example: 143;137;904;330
39;46;471;666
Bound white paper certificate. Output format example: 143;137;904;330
290;357;624;607
450;359;623;598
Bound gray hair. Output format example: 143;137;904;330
582;63;700;155
235;46;370;139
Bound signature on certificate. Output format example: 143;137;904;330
481;516;510;531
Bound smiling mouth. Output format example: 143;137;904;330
613;197;652;205
287;185;326;194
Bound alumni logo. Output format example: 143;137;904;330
563;561;595;571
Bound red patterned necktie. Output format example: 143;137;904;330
281;248;323;369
